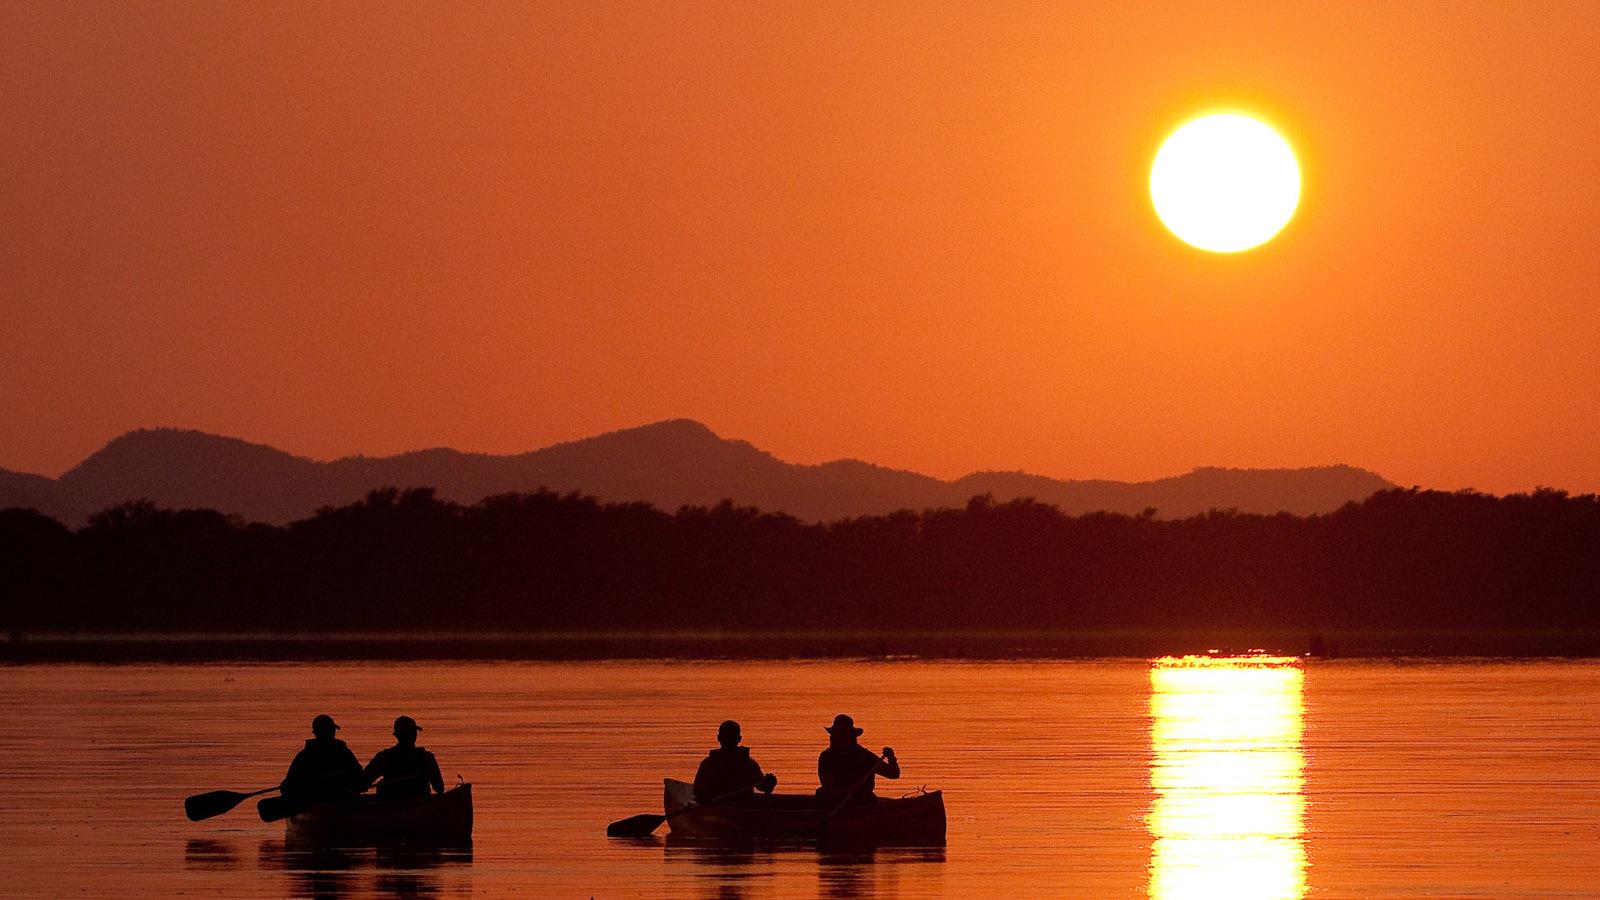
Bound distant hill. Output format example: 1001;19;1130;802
0;420;1394;525
0;469;61;517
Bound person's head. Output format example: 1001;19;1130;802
311;714;339;740
716;720;742;749
393;715;422;746
826;714;863;747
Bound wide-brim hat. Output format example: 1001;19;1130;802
825;714;863;736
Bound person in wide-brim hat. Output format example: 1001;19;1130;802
825;714;865;737
816;714;899;804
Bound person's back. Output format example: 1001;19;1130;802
816;714;899;805
363;716;445;801
817;744;884;800
694;747;765;800
693;720;777;803
282;715;361;803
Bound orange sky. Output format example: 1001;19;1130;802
3;2;1597;493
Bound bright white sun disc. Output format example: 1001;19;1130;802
1150;113;1300;253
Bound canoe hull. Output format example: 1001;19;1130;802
287;784;473;847
663;779;945;846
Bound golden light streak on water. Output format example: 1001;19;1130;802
1148;656;1306;900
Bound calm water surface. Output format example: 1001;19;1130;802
1;659;1598;898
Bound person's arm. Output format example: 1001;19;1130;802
336;747;362;791
817;751;834;790
748;756;777;793
426;752;445;794
877;746;900;780
359;753;384;791
282;752;306;792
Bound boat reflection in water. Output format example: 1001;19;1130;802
257;838;473;899
1148;656;1307;900
183;838;244;871
662;841;945;899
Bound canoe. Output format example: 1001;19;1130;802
663;779;945;846
286;784;473;846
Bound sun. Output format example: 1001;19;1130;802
1150;113;1300;253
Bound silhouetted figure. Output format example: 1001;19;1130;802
282;714;362;804
362;716;445;801
693;720;778;802
816;714;899;805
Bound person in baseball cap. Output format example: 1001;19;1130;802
281;714;362;804
361;715;445;800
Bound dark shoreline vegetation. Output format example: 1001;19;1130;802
10;630;1600;663
4;486;1599;660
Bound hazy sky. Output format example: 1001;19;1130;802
3;1;1597;492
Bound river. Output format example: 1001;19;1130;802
1;658;1597;897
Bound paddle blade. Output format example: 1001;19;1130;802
606;813;666;838
185;790;247;822
256;794;301;823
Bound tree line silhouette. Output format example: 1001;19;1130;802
3;486;1598;634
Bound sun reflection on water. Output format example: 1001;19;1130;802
1148;656;1306;900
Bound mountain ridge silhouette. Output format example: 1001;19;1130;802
0;419;1393;525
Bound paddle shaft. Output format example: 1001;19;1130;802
191;784;281;805
606;777;772;836
676;779;774;819
258;772;420;823
823;752;891;824
184;784;285;822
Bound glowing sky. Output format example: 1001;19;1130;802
3;2;1598;493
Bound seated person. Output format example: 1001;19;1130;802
816;714;899;805
693;720;778;803
282;714;361;803
361;715;445;800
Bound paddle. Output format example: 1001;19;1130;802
185;785;283;822
606;777;774;837
255;793;304;824
189;767;362;823
258;772;420;823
